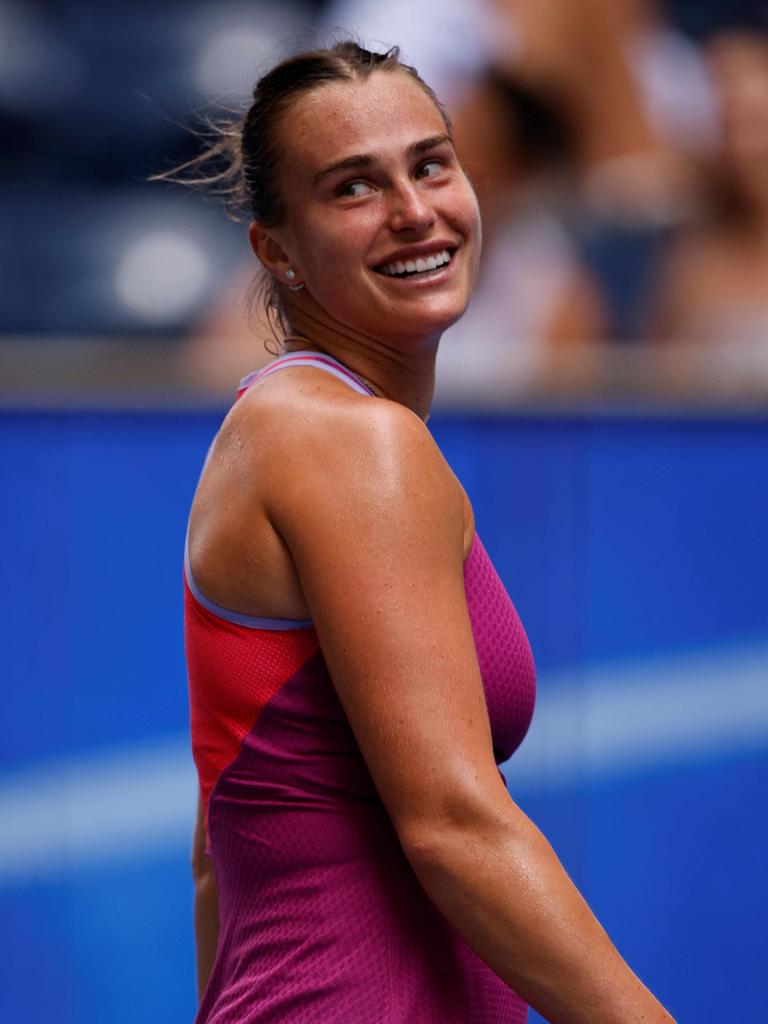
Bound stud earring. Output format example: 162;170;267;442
284;268;305;292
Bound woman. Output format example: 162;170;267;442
182;42;675;1024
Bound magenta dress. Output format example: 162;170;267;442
184;352;537;1023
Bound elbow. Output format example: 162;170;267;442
400;822;498;882
399;828;457;884
397;788;531;877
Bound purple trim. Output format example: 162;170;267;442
238;367;263;391
239;351;374;397
184;539;313;631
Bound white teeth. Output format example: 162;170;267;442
379;248;453;277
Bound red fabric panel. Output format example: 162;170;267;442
184;577;319;818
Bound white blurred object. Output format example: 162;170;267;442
628;27;719;154
321;0;517;108
191;1;313;100
503;641;768;791
0;737;196;883
115;231;210;323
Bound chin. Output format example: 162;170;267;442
419;293;473;333
389;305;470;346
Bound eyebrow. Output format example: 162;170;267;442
313;134;453;184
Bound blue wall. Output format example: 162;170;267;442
1;407;767;1023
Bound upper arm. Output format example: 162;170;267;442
263;400;509;843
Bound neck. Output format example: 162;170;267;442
283;304;439;422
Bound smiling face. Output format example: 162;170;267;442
253;70;482;348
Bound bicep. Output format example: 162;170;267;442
270;406;508;837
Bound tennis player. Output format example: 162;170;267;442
181;41;676;1024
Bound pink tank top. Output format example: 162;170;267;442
184;351;536;1023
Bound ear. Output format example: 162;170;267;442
248;222;294;280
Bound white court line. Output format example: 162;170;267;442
0;738;197;884
1;642;767;885
503;641;768;790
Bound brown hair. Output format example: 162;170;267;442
155;41;451;336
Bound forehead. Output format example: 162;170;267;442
282;71;447;174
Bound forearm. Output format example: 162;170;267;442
194;866;220;1001
404;809;674;1024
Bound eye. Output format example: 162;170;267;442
336;179;374;199
416;159;444;180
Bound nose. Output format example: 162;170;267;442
387;181;436;234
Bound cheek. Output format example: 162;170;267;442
460;187;482;238
444;179;481;242
452;191;482;282
300;210;379;281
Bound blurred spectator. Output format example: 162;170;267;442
494;0;715;213
498;0;718;340
435;68;608;398
648;30;768;347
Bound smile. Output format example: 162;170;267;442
375;248;454;278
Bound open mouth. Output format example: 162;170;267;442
375;248;455;279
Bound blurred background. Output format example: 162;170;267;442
1;1;767;1021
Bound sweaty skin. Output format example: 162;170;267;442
190;369;674;1024
188;67;676;1023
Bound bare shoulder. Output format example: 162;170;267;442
226;368;466;543
189;368;471;619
